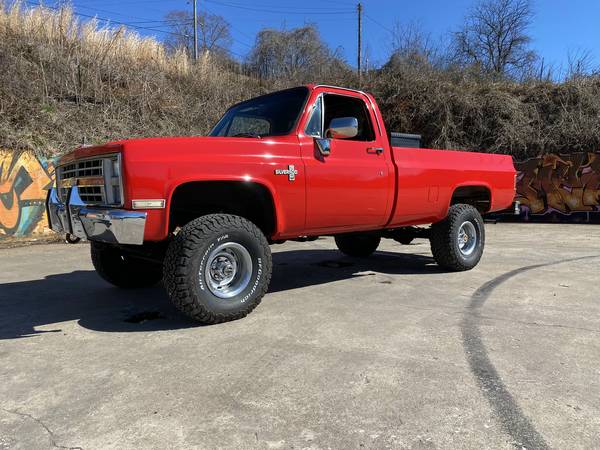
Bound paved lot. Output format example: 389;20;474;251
0;223;599;450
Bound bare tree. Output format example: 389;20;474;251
392;22;434;61
247;25;347;82
385;21;446;70
164;10;232;56
452;0;536;77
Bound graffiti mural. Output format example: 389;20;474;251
515;152;600;222
0;149;55;237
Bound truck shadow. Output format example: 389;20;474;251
269;249;439;293
0;248;439;340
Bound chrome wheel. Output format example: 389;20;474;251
203;242;253;299
457;221;477;256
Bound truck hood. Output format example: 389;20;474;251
57;135;297;166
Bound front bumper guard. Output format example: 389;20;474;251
46;187;147;245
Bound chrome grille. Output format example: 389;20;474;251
78;186;105;204
57;154;122;206
60;159;104;179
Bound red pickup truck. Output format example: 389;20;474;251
47;85;516;324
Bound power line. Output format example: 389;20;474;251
53;1;159;23
23;1;248;58
25;1;186;37
21;0;364;60
204;0;354;15
364;13;395;36
202;4;254;41
74;0;255;48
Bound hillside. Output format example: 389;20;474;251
1;2;600;159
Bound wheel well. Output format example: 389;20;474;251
169;181;276;237
451;186;491;213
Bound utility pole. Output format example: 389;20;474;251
193;0;199;61
357;2;362;83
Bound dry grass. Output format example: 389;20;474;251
1;2;599;159
0;1;261;155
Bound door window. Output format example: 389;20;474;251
323;94;375;141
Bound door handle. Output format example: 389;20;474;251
367;147;384;155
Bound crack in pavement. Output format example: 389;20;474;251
1;408;83;450
460;255;600;450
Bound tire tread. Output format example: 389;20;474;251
430;204;485;271
163;214;272;324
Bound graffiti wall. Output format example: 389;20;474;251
0;149;55;237
515;152;600;222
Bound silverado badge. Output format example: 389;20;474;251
274;165;298;181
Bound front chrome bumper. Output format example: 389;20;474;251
46;186;147;245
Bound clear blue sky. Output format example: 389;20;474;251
25;0;600;72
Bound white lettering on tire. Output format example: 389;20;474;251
241;257;262;303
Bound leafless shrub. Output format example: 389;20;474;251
566;48;597;79
247;25;351;84
385;21;444;69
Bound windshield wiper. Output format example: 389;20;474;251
231;132;262;138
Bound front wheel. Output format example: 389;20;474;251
430;204;485;271
163;214;272;324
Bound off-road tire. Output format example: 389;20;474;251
163;214;272;324
91;242;163;288
430;204;485;271
334;234;381;257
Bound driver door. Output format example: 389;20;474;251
301;93;392;232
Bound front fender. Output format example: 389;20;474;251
163;175;284;238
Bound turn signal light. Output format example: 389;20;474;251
131;199;166;209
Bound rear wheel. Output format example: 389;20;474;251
90;242;162;288
335;234;381;257
430;204;485;271
163;214;272;324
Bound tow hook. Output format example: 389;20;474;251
65;233;81;244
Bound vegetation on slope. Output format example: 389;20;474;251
1;1;599;159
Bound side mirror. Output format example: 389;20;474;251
326;117;358;139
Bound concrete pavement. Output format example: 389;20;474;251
1;223;599;449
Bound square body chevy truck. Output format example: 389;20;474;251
47;85;517;323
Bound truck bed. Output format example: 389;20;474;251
386;146;516;227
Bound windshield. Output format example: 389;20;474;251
209;87;309;138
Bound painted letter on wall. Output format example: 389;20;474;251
515;152;600;222
0;149;55;237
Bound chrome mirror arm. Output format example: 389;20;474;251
315;138;331;156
